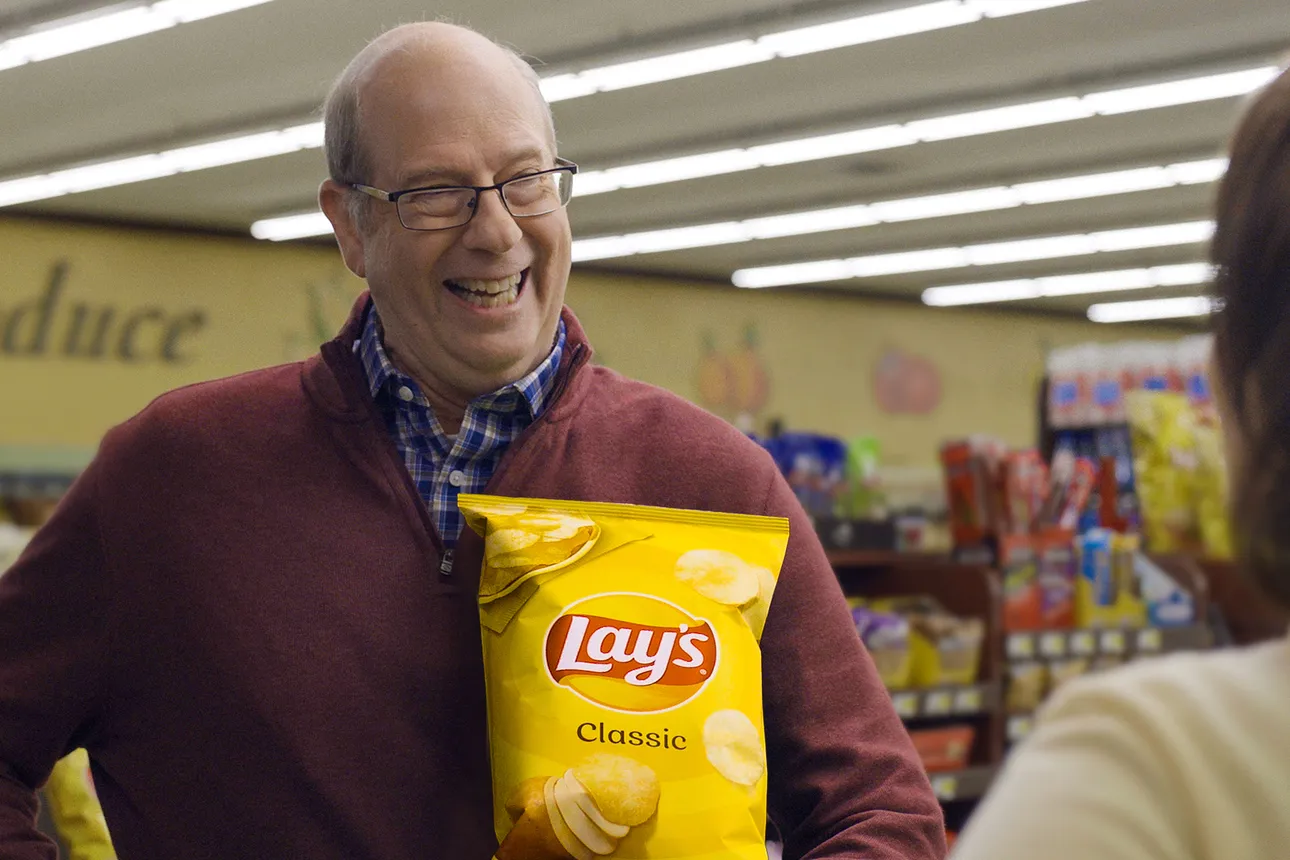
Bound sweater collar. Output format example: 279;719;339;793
304;290;594;424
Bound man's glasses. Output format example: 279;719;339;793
350;158;577;232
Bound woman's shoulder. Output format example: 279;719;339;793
951;639;1290;860
1045;637;1290;730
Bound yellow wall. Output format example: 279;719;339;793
0;217;359;466
0;216;1180;469
566;274;1181;466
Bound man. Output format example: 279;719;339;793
0;22;944;860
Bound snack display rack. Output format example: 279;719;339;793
831;550;1003;829
827;545;1218;833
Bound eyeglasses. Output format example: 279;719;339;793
350;158;578;232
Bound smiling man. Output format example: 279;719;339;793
0;22;944;860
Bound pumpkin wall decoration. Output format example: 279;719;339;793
873;347;943;415
695;325;772;426
696;330;735;413
730;324;771;417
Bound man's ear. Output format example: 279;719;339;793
320;179;367;278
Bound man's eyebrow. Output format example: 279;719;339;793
396;150;552;189
395;168;471;189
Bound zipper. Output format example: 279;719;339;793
333;322;589;579
440;343;586;578
484;343;588;491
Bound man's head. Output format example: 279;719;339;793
319;23;570;400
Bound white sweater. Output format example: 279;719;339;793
953;637;1290;860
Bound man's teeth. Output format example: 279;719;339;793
447;273;523;308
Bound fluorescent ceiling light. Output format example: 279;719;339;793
1090;221;1216;252
904;97;1093;141
539;0;1088;102
0;122;322;207
0;0;274;69
1014;166;1173;204
922;262;1214;306
850;247;970;277
0;45;1251;210
971;0;1088;17
629;222;750;253
966;234;1097;266
742;205;877;239
1084;67;1281;115
562;156;1223;262
865;186;1022;222
574;41;775;92
757;0;979;58
732;260;856;288
731;220;1214;288
923;279;1042;304
255;155;1226;247
251;212;332;242
746;126;917;166
574;66;1273;197
1088;296;1216;323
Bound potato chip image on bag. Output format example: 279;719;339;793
459;495;789;860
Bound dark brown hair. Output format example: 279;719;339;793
1211;64;1290;609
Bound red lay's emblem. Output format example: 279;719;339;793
544;593;719;713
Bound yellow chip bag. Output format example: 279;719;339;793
459;494;789;860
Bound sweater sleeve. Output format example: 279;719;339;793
950;675;1190;860
0;461;112;860
758;470;946;860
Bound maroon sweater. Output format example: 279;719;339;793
0;298;944;860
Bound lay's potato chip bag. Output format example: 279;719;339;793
459;495;789;860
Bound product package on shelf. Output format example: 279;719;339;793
1046;337;1212;431
839;436;886;520
758;432;848;520
909;725;975;773
940;433;1201;635
856;596;984;688
760;430;949;553
850;603;913;690
940;437;1008;550
1126;390;1232;558
1074;529;1196;628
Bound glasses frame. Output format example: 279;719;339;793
350;158;578;232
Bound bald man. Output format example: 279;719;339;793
0;23;945;860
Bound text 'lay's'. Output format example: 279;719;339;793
459;495;790;860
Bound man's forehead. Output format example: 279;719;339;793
394;144;554;188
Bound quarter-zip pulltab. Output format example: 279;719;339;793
440;549;455;576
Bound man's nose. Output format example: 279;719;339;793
460;187;523;252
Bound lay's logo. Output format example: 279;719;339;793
544;594;719;713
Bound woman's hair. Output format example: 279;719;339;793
1211;63;1290;609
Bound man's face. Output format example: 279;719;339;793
339;47;571;396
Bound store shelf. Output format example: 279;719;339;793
890;682;1000;721
1004;624;1211;662
1006;713;1036;744
0;472;77;499
827;550;951;568
928;766;997;802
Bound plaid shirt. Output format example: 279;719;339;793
355;302;566;547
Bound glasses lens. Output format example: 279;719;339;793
398;188;475;229
503;170;572;217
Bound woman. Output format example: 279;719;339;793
953;66;1290;860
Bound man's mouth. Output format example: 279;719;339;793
445;269;528;309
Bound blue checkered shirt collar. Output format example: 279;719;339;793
353;299;566;546
356;302;564;419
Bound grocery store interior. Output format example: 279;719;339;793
2;0;1289;855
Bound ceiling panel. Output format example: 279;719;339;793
1;0;1283;320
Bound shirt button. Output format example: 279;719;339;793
449;470;467;488
397;385;414;402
